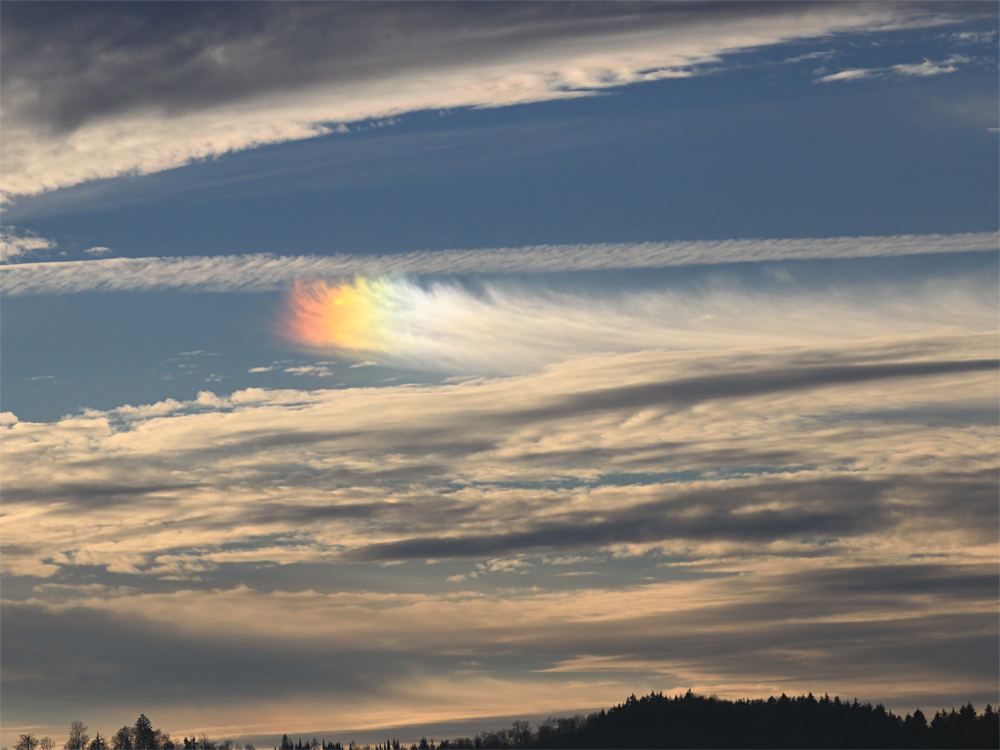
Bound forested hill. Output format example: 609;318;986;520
20;692;998;750
436;691;999;749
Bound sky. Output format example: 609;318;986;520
1;1;998;746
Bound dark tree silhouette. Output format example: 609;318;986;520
132;715;157;750
434;690;1000;749
111;726;133;750
48;692;1000;750
66;723;91;750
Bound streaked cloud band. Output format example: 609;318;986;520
2;232;996;296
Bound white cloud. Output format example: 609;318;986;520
283;365;334;377
949;30;997;45
277;272;998;374
0;4;964;197
2;232;995;296
891;54;971;77
816;54;972;82
2;295;995;728
783;50;837;64
2;323;995;579
82;246;113;257
0;226;57;263
815;68;875;83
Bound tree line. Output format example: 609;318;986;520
433;691;999;749
11;692;1000;750
12;716;255;750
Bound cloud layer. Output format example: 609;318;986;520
0;2;964;196
0;225;58;263
1;3;996;742
2;231;996;296
3;264;997;736
270;270;998;373
816;53;972;82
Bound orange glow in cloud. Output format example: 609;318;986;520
283;277;398;352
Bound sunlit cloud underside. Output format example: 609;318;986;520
277;270;998;374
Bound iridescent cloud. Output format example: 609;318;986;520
282;276;413;353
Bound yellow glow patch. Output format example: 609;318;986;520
284;278;385;350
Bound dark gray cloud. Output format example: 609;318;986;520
509;358;999;424
4;561;995;728
0;600;431;712
197;495;478;532
2;1;974;196
487;562;999;667
790;562;999;599
1;481;199;509
5;0;969;140
345;471;999;562
168;427;494;465
0;1;807;135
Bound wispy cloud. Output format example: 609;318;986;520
82;245;113;257
282;365;334;377
891;54;972;77
816;54;972;82
815;68;876;83
782;49;837;64
2;330;996;722
2;269;996;730
3;326;995;572
948;30;997;45
0;3;965;197
2;232;995;296
0;225;57;263
271;271;998;374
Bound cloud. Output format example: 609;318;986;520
816;54;972;82
2;231;996;296
2;327;995;576
815;68;875;83
282;365;334;377
2;481;201;510
0;225;57;263
782;50;837;64
0;2;966;196
82;246;113;257
263;264;997;373
891;54;971;77
2;310;996;736
949;30;997;45
4;559;996;737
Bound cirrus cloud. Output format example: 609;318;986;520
0;2;967;197
2;232;995;296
